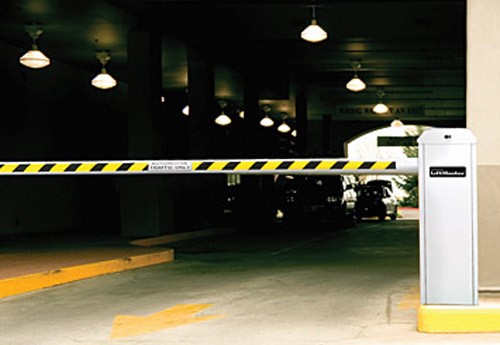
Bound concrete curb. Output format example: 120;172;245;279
418;303;500;333
130;228;236;247
0;249;174;299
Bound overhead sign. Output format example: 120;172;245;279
378;136;418;147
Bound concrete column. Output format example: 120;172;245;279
173;48;221;230
467;0;500;288
127;29;162;159
187;48;214;158
243;75;262;157
322;114;331;156
119;28;173;238
295;87;308;155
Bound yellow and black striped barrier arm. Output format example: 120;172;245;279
0;158;418;175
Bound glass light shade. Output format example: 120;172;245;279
391;119;404;127
238;110;245;119
91;68;117;90
215;113;231;126
19;46;50;69
182;105;189;116
291;129;297;137
346;77;366;92
277;121;291;133
260;116;274;127
301;19;328;43
373;102;389;114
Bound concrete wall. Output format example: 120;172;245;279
467;0;500;288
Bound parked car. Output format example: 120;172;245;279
365;179;393;192
274;175;356;226
355;184;398;221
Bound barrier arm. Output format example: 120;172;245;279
0;158;419;176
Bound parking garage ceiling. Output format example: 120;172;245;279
0;0;465;123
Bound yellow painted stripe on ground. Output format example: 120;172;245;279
0;164;18;173
102;162;122;172
343;161;363;170
315;161;336;170
0;250;174;299
111;304;224;339
234;161;254;171
289;161;308;170
418;304;500;333
207;161;229;171
24;163;45;173
261;161;282;170
371;161;392;170
129;162;148;172
191;161;203;170
76;163;97;172
50;163;71;172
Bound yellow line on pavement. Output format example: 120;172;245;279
111;304;224;339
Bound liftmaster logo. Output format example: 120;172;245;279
429;167;466;178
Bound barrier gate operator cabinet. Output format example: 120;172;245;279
418;128;478;305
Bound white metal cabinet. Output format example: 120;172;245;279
418;128;478;305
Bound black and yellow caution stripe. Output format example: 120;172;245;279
0;159;407;175
0;162;148;174
191;160;396;172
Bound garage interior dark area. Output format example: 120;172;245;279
0;0;465;238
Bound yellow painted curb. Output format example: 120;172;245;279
0;249;174;299
130;228;236;247
418;304;500;333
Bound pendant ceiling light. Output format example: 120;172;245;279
19;24;51;69
373;90;389;115
277;121;291;133
391;118;404;127
260;116;274;127
182;89;189;116
260;105;274;127
291;129;297;137
91;51;117;90
346;60;366;92
237;108;245;119
301;4;328;43
277;113;291;133
215;100;231;126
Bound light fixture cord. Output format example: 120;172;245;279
310;0;319;19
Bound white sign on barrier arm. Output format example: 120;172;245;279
149;161;192;173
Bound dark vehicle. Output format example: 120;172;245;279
274;175;356;225
365;179;393;192
355;184;398;221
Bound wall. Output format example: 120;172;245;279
467;0;500;288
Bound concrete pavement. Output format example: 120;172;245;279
2;220;500;344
